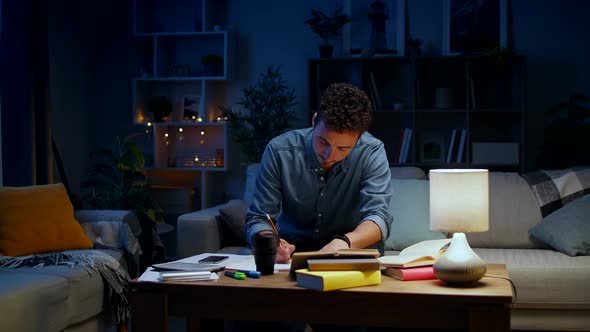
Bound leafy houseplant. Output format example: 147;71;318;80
221;66;298;163
304;7;351;58
538;93;590;169
81;134;163;223
147;96;172;122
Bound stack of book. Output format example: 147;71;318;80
378;239;451;281
158;271;216;282
294;249;382;291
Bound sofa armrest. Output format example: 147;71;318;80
74;209;141;238
177;201;239;258
75;209;142;277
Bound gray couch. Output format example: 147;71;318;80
0;210;141;332
177;164;590;331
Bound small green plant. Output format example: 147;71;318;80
220;66;298;163
304;7;351;47
201;54;223;65
538;93;590;168
485;46;517;69
147;96;172;122
81;134;163;222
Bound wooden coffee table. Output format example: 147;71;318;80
130;264;513;332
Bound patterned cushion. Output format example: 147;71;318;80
219;200;249;246
521;166;590;217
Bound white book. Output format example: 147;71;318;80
446;129;457;164
456;129;467;163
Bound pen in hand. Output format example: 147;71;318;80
265;213;279;234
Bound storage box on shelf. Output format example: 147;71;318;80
133;0;229;210
308;55;525;172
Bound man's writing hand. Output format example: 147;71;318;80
276;238;295;263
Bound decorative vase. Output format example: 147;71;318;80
319;45;334;58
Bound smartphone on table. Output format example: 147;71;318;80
198;255;230;264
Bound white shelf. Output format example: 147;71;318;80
134;0;229;209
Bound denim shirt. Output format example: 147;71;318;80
245;128;392;253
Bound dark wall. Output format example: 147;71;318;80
44;0;590;198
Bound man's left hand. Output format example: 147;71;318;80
320;238;349;252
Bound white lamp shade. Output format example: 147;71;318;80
429;169;489;233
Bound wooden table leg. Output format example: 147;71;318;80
131;291;168;332
468;305;510;332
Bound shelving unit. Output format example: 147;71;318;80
133;0;229;210
309;55;525;172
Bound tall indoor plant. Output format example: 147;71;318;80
81;133;163;223
304;7;351;58
221;66;298;163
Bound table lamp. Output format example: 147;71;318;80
429;169;489;284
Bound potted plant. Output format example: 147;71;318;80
147;96;172;122
201;54;223;76
304;7;351;58
220;66;298;163
81;133;163;223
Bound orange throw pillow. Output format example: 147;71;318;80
0;183;92;256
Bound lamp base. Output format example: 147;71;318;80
434;233;486;284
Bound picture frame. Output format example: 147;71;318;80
420;134;446;164
182;95;201;122
342;0;405;56
442;0;507;55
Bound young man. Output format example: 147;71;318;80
245;83;392;262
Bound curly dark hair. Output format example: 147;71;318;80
317;83;371;133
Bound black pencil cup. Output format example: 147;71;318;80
253;233;278;275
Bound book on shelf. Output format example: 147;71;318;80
368;72;382;111
446;129;457;164
307;258;381;271
456;128;467;163
290;248;380;272
397;127;412;164
393;128;406;164
402;128;412;163
295;269;382;291
382;266;436;281
378;238;451;268
159;271;216;282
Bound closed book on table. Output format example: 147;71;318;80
295;269;381;291
290;248;380;272
383;266;436;281
159;271;213;281
307;258;381;271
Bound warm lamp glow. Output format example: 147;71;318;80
429;169;490;284
430;169;489;233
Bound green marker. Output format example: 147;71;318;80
224;271;246;280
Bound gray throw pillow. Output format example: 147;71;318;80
219;199;250;246
385;178;447;251
529;194;590;256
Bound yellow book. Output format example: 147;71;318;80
295;269;381;291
